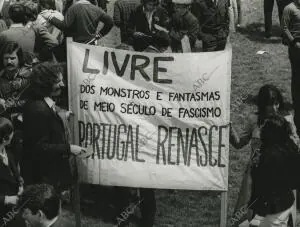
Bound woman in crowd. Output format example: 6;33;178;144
252;114;300;226
230;84;299;225
0;117;26;227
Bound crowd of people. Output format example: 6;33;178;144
1;0;300;227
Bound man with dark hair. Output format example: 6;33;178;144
169;0;199;52
113;0;140;44
0;42;31;117
40;0;114;44
20;184;74;227
127;0;170;51
21;62;86;191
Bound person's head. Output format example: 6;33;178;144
1;42;24;72
257;84;284;124
38;0;56;11
24;1;39;22
20;184;60;227
142;0;159;12
8;4;26;24
261;114;292;146
0;117;14;147
152;31;171;52
30;62;65;98
172;0;191;15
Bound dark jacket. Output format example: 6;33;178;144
169;10;199;52
128;5;170;37
191;0;229;42
21;99;72;190
250;142;300;215
0;150;22;219
128;5;170;51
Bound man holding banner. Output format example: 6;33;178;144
21;62;88;192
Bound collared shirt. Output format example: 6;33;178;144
282;2;300;44
143;7;154;31
46;216;58;227
0;148;8;166
44;97;56;112
9;23;24;28
0;67;30;100
75;0;92;5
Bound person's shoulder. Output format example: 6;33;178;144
19;67;32;78
285;2;296;10
185;11;198;21
24;99;48;113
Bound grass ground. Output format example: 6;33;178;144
62;0;296;226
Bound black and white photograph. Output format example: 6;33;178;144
0;0;300;226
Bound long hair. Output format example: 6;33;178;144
29;62;64;99
257;84;284;126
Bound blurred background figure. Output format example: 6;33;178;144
191;0;229;52
36;0;64;44
40;0;113;61
113;0;140;45
264;0;292;38
20;184;74;227
228;0;238;33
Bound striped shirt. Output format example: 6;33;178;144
282;2;300;44
113;0;141;42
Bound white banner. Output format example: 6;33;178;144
68;41;232;190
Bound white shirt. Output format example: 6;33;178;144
143;7;154;31
0;148;8;166
10;23;25;28
44;97;56;112
46;216;58;227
